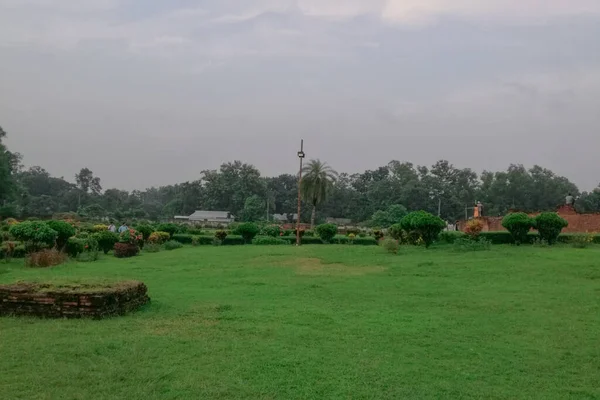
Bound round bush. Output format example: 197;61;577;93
156;223;180;238
501;212;534;245
236;223;259;243
164;240;183;251
10;221;58;252
261;225;281;238
388;224;403;241
136;224;155;241
253;236;289;245
93;231;119;254
66;237;85;257
46;220;76;250
400;211;446;248
315;224;338;243
534;212;568;245
148;231;170;245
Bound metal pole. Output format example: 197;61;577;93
296;140;304;246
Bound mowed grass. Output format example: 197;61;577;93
1;245;600;400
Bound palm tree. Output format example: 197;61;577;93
300;159;338;229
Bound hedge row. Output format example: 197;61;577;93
437;231;600;245
171;234;378;246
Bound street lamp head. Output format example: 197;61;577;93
297;151;305;159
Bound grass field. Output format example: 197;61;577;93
1;245;599;399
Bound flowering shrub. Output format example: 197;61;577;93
93;224;108;232
148;231;170;245
113;243;140;258
571;234;594;249
465;219;484;240
119;229;143;246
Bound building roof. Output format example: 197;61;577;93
189;211;233;221
273;213;298;221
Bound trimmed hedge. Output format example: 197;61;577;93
172;234;194;244
438;231;466;244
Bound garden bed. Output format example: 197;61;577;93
0;280;149;319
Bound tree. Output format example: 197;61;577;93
301;160;338;229
241;195;264;222
75;168;102;195
0;125;18;202
370;204;408;228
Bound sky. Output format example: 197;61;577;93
1;0;599;191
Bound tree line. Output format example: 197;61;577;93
1;125;599;225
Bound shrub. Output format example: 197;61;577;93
164;240;183;251
119;229;143;247
215;230;228;242
156;223;180;238
46;220;76;250
534;212;568;245
570;234;594;249
373;230;384;241
25;249;67;268
136;224;155;241
93;231;119;254
388;224;404;242
438;231;466;244
453;237;491;252
66;237;86;257
348;233;356;242
222;235;245;246
172;234;193;244
113;243;140;258
294;228;306;238
261;225;281;238
283;229;293;237
464;219;484;240
315;224;338;243
10;221;58;252
145;243;161;253
187;228;203;235
400;211;446;248
191;235;201;246
93;224;108;232
382;238;399;254
237;223;259;243
1;241;26;261
148;231;170;245
478;231;515;245
502;213;534;245
253;236;289;245
304;230;315;237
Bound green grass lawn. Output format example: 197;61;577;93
1;245;599;399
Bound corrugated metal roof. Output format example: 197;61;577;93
188;211;233;221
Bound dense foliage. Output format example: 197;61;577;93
236;223;260;243
46;220;76;250
315;224;338;243
10;221;58;252
534;213;568;245
113;243;139;258
400;211;446;248
156;223;179;238
502;213;534;245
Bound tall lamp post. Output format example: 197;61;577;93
296;140;305;246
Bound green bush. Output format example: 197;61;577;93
136;224;155;241
66;237;86;257
172;234;193;244
534;212;568;245
315;224;338;243
388;224;403;241
381;238;399;254
261;225;281;238
93;231;119;254
215;230;228;242
478;231;515;244
304;230;315;237
237;223;260;243
453;237;492;252
148;231;170;244
187;228;203;235
10;221;58;252
0;242;26;259
400;211;446;248
46;220;76;250
353;237;378;246
145;243;161;253
253;236;289;245
438;231;466;244
222;235;245;245
502;213;534;245
164;240;183;251
156;223;180;238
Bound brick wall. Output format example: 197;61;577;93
0;281;149;319
459;206;600;233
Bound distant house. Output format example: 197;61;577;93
188;210;234;225
272;213;298;223
326;217;352;225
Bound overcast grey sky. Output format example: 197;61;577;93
1;0;599;190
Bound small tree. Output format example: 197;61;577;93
237;222;260;243
464;219;483;241
10;221;58;252
93;231;119;254
315;223;338;243
502;212;534;245
400;211;446;248
534;212;568;245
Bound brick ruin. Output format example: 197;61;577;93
458;205;600;233
0;281;149;319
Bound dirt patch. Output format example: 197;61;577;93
284;258;386;276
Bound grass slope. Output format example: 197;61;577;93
1;245;599;399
